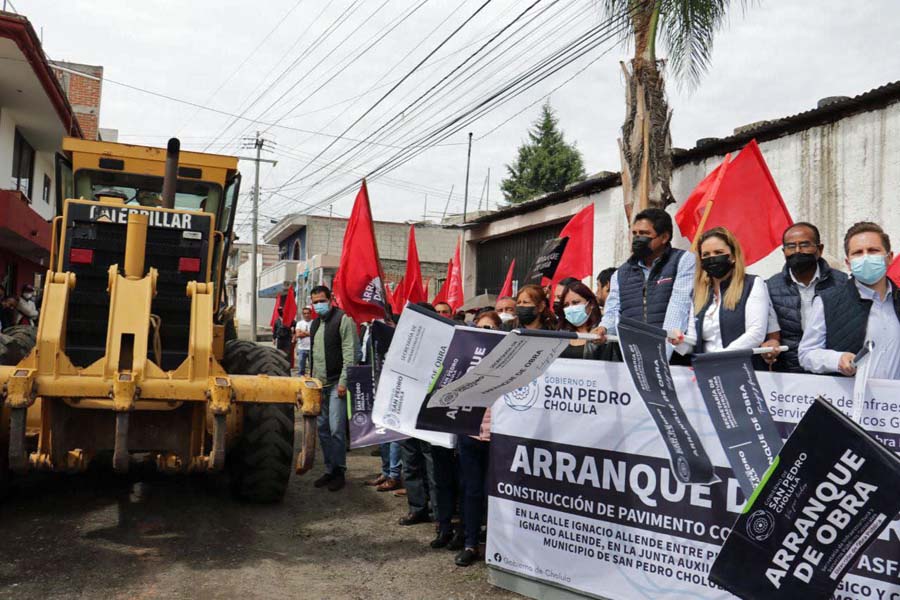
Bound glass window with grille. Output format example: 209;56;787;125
11;129;35;199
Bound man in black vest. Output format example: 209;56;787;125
799;222;900;379
309;285;360;491
592;208;695;356
761;222;847;372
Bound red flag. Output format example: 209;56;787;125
403;226;426;305
675;140;792;265
446;237;464;312
888;256;900;286
282;286;297;324
499;259;515;297
332;181;388;323
422;277;431;298
390;277;406;315
269;293;283;328
432;261;452;306
547;204;594;286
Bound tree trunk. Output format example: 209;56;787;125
619;3;674;222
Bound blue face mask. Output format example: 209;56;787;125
313;301;331;317
850;254;887;285
563;304;590;327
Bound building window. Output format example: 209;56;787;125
42;174;51;204
11;129;35;200
292;239;301;260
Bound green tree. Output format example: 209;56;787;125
501;102;586;204
600;0;750;219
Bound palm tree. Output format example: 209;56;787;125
600;0;749;219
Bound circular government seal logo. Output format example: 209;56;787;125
437;390;458;407
746;509;776;542
351;412;369;427
675;456;691;482
383;414;401;429
503;381;539;412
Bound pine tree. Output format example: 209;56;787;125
500;102;586;205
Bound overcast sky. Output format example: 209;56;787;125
19;0;900;237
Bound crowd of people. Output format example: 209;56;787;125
0;283;39;331
280;208;899;569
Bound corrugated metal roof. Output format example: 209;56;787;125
470;80;900;225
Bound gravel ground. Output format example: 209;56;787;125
0;448;520;600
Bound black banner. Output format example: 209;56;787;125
710;398;900;599
416;327;505;435
693;349;784;498
525;237;568;282
369;320;395;381
347;365;406;448
617;317;716;484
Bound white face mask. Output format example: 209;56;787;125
22;293;33;300
498;312;515;323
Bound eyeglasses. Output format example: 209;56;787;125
783;241;816;252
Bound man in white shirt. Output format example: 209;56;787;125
293;306;312;376
799;222;900;379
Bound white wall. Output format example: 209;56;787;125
0;108;58;219
235;255;276;338
0;108;15;189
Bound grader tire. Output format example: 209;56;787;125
0;325;37;366
222;340;294;503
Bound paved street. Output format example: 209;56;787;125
0;447;517;600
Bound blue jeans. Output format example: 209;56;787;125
317;384;347;474
458;436;490;548
296;349;309;375
380;441;401;480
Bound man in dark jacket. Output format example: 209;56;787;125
309;285;359;492
762;222;847;372
592;208;694;356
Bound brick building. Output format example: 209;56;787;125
50;61;103;141
0;11;85;297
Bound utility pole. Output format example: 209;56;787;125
486;167;491;211
462;132;473;223
441;185;454;222
239;132;277;342
423;193;428;223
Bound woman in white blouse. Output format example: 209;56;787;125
671;227;770;354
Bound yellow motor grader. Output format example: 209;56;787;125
0;137;320;502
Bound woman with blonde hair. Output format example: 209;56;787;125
671;227;771;354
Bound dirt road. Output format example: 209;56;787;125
0;450;519;600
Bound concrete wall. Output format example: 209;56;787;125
235;256;276;339
0;108;57;219
464;100;900;295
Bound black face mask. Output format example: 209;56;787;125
701;255;734;279
516;306;539;326
631;236;654;258
786;252;817;273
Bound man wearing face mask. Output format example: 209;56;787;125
799;222;900;379
761;223;847;372
593;209;695;358
16;284;38;326
308;285;360;491
494;296;517;330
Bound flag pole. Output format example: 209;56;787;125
691;153;732;251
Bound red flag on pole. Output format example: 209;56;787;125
547;204;594;286
433;261;452;306
499;259;515;298
390;277;406;315
422;277;431;298
675;140;792;265
282;286;297;324
269;293;283;328
332;180;388;323
403;226;426;305
446;237;464;312
888;256;900;286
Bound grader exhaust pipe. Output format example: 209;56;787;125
160;137;180;209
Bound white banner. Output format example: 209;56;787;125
427;329;573;409
371;305;456;448
487;359;900;600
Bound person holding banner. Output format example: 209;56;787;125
672;227;770;354
761;222;847;372
555;280;617;360
515;284;555;330
593;208;694;359
799;221;900;378
309;285;360;492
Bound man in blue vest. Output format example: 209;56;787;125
799;222;900;379
309;285;359;492
761;222;847;372
593;208;694;353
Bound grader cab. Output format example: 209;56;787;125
0;138;320;502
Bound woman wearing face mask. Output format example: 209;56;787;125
514;285;555;331
671;227;771;355
554;281;618;360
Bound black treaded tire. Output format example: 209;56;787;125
0;325;37;366
222;340;295;503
